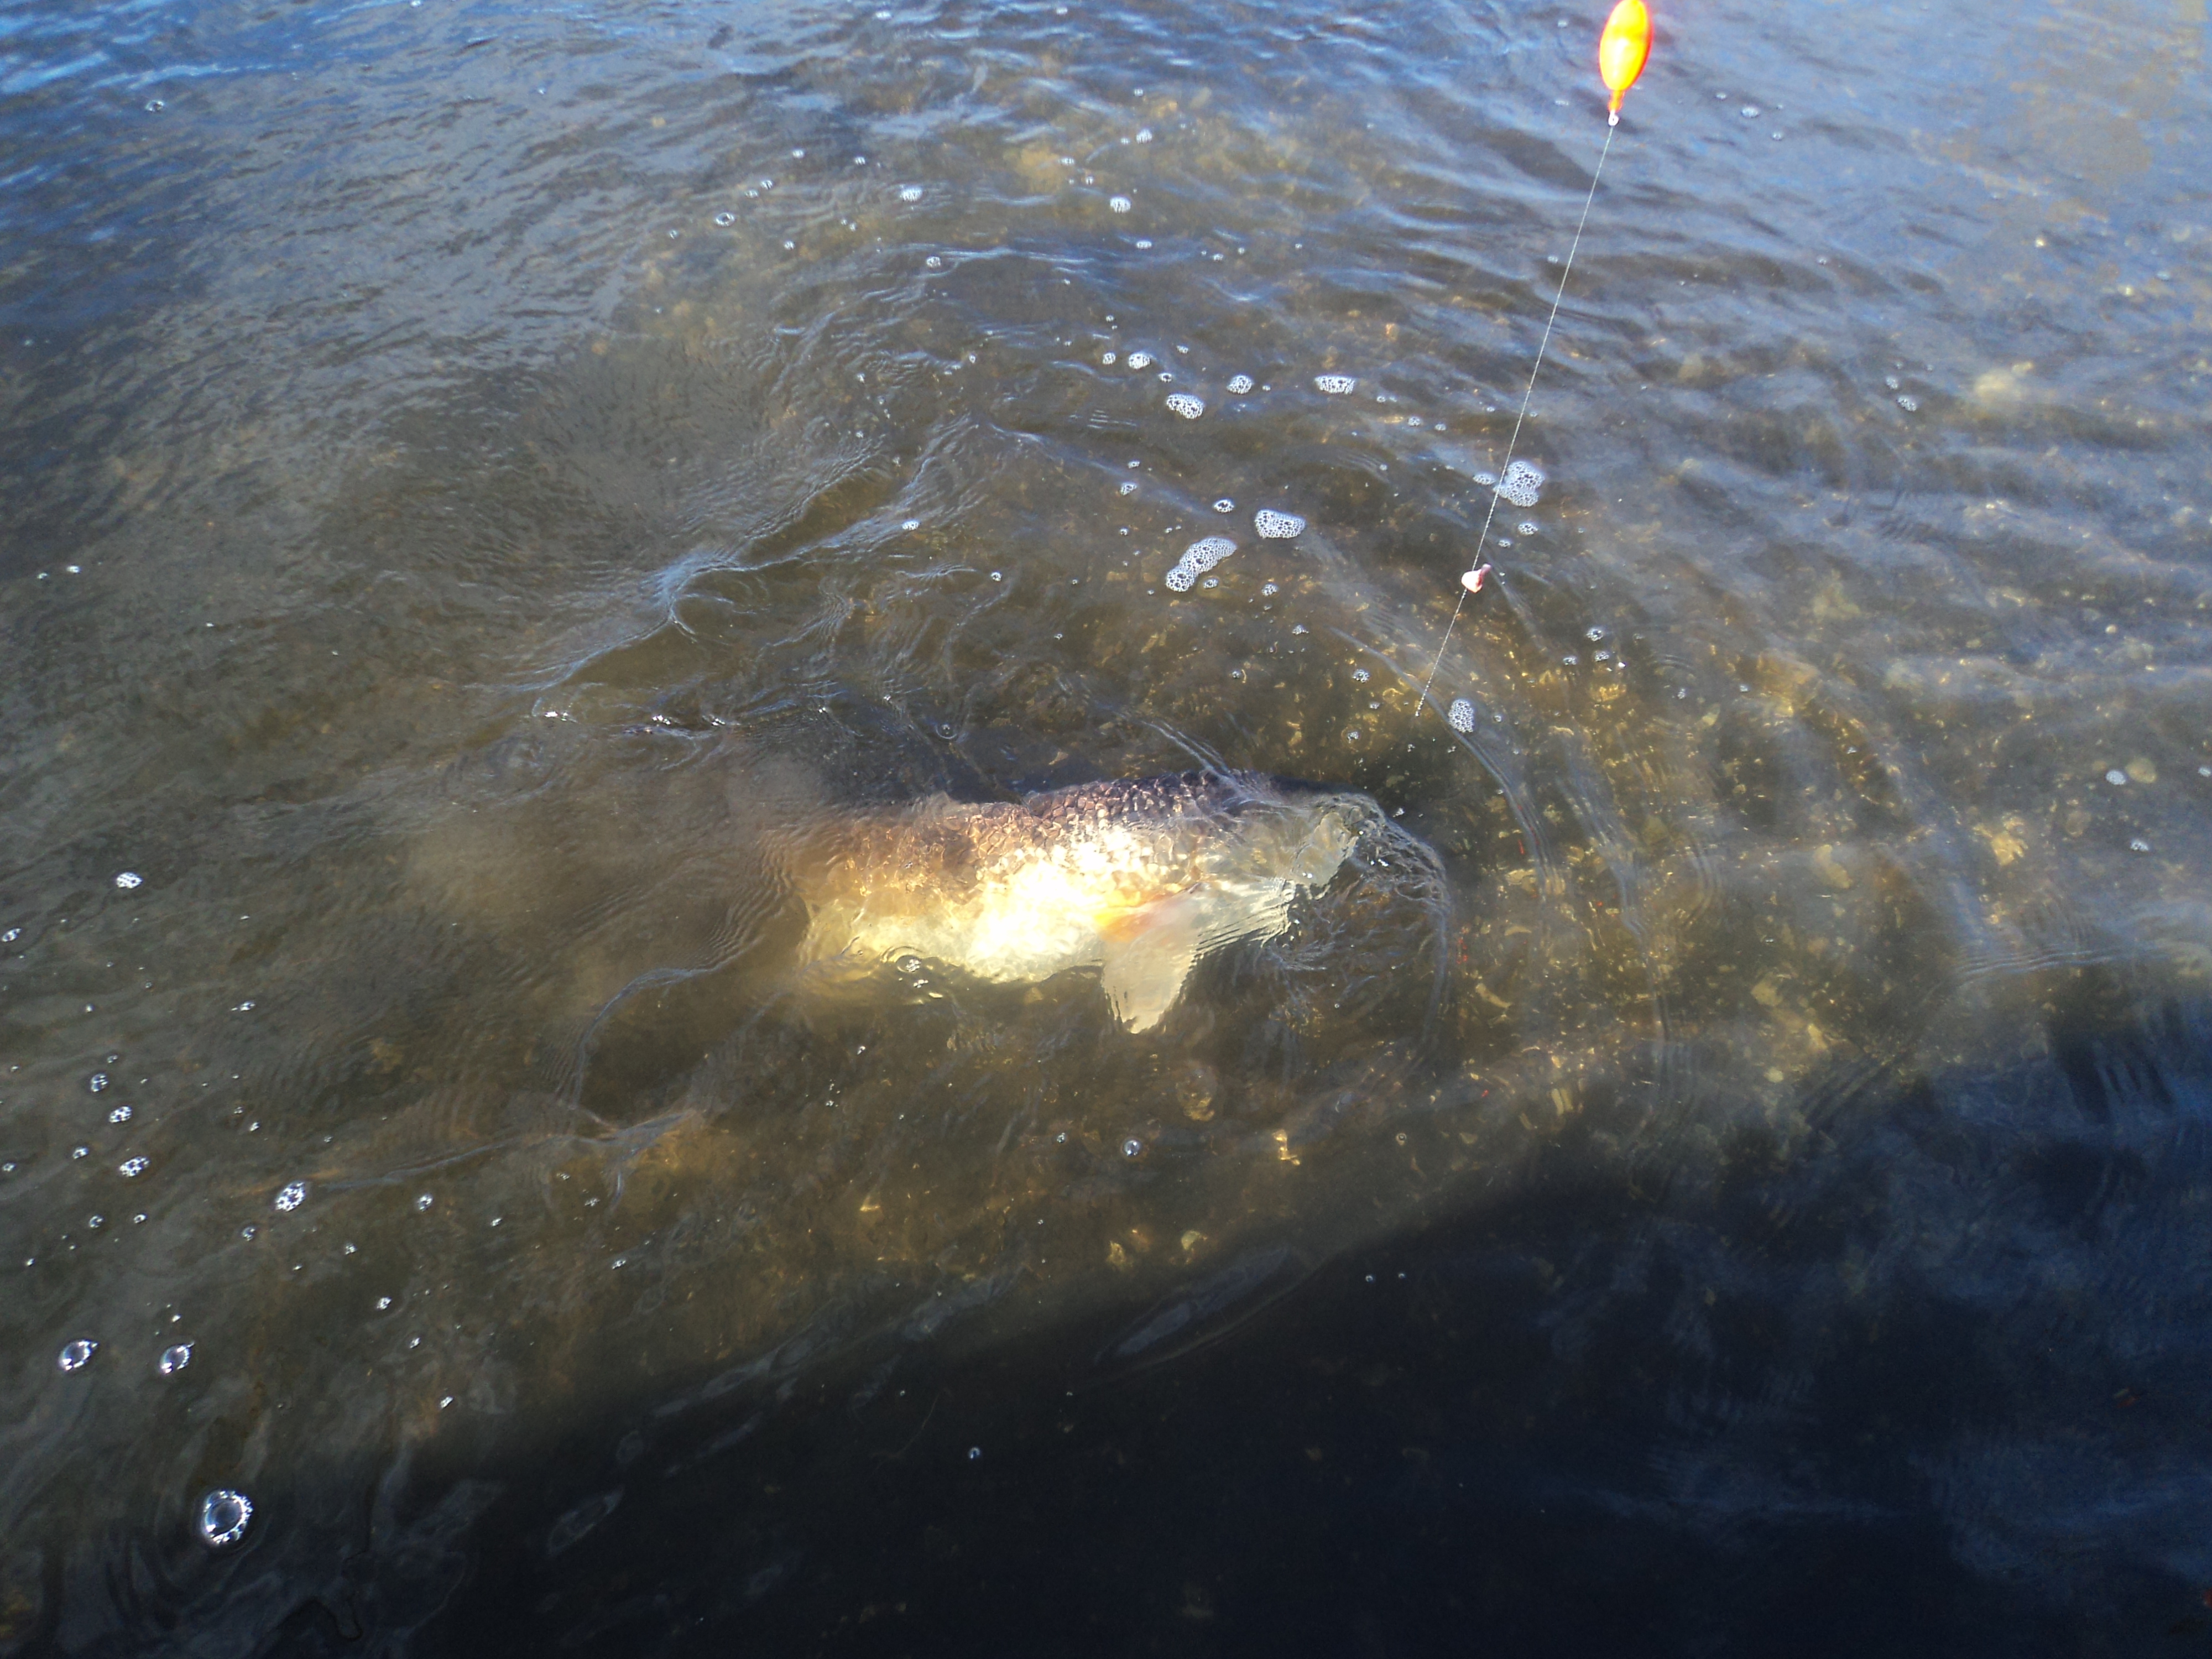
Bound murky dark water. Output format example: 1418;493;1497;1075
4;0;2210;1651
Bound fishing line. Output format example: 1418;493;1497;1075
1416;0;1652;724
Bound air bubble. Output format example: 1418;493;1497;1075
1896;395;1918;412
1494;461;1546;508
1135;128;1153;142
1261;582;1279;596
902;518;921;531
1253;509;1305;539
1165;393;1205;419
898;185;922;202
1741;106;1760;118
1313;375;1356;395
58;1339;96;1372
1123;1139;1141;1156
275;1181;306;1213
1125;352;1154;371
1447;699;1477;733
1118;481;1137;495
1563;654;1579;666
1227;374;1254;395
1473;471;1498;487
159;1343;192;1375
88;1073;108;1093
1157;371;1173;383
712;211;735;227
1;928;17;943
415;1193;434;1211
989;570;1003;581
1202;576;1218;587
924;254;942;269
1101;351;1117;365
2106;769;2127;786
2131;838;2152;854
1110;196;1131;213
1134;238;1152;249
198;1490;252;1548
1586;627;1606;641
1517;521;1538;536
119;1157;148;1178
108;1105;131;1124
1351;669;1370;683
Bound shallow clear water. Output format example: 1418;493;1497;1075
3;0;2209;1651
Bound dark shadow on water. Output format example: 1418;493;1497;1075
36;982;2205;1659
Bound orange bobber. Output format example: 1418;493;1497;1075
1599;0;1652;121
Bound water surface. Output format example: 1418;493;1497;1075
3;0;2210;1651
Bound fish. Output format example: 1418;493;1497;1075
787;771;1411;1031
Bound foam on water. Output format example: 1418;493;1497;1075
1313;375;1356;395
1494;460;1546;508
1253;509;1304;540
1181;537;1237;572
1227;374;1254;395
1165;393;1205;419
1447;700;1477;733
1164;566;1196;592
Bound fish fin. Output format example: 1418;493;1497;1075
1100;880;1300;1032
1099;892;1207;1032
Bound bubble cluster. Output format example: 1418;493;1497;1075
1125;351;1154;371
274;1181;307;1213
58;1339;96;1373
1164;393;1205;419
199;1490;253;1548
119;1157;148;1178
1493;460;1546;508
159;1343;192;1375
1165;537;1237;593
1517;521;1538;536
1447;700;1477;733
1227;374;1254;395
1313;375;1356;395
1253;509;1305;540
